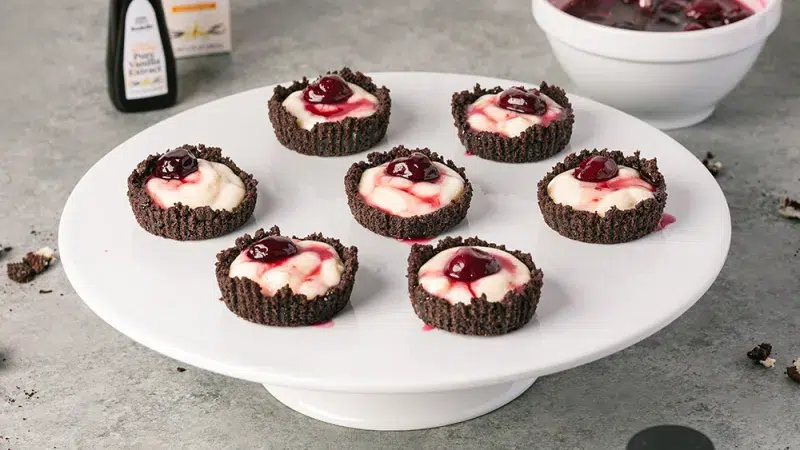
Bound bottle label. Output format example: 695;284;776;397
123;0;169;100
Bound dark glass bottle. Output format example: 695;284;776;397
107;0;177;112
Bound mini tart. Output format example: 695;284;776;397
537;149;667;244
268;67;392;157
345;146;474;239
408;237;543;336
127;144;258;241
451;82;575;163
215;226;359;326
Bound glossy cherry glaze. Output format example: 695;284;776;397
385;152;441;182
498;86;548;115
562;0;754;32
444;247;502;283
302;75;353;104
246;236;299;263
153;148;199;180
573;155;620;182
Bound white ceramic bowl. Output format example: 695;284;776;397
532;0;782;130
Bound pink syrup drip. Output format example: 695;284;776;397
422;324;435;331
396;237;434;245
657;213;677;231
464;150;475;157
304;98;376;120
313;320;335;328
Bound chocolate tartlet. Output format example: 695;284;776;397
345;146;473;240
408;237;544;336
268;67;392;157
216;226;359;327
538;149;668;244
127;144;258;241
451;82;574;163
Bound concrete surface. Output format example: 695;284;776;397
1;0;798;448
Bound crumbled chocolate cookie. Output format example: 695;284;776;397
787;360;800;384
778;197;800;220
701;152;722;177
176;367;186;373
6;247;55;283
7;262;35;283
747;342;775;368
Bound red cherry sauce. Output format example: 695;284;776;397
562;0;754;32
153;148;199;180
385;152;441;183
313;320;335;328
247;236;298;263
145;148;202;208
468;86;563;133
498;86;548;115
302;74;375;120
445;248;501;282
422;324;436;332
573;155;620;182
656;213;677;230
395;237;435;245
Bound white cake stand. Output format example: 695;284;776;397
58;72;731;431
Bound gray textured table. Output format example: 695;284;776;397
1;0;798;448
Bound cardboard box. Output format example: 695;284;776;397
164;0;232;58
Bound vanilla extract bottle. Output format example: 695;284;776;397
107;0;177;112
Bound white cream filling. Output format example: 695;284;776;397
418;246;531;305
358;161;465;218
546;166;655;217
282;81;379;130
228;239;344;299
146;159;246;212
467;92;564;138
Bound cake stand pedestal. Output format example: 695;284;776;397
265;377;537;431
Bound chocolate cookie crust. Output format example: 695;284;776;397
215;226;359;327
127;144;258;241
537;149;668;244
268;67;392;157
344;146;473;240
408;237;544;336
451;82;574;163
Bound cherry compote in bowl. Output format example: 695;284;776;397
532;0;782;130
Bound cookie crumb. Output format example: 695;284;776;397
6;247;56;283
39;289;52;294
747;342;773;366
787;360;800;384
176;367;186;372
778;197;800;220
701;152;723;177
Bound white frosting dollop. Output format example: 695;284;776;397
418;246;531;305
146;159;246;212
358;162;466;218
228;239;344;299
282;82;379;130
467;92;564;138
546;166;655;217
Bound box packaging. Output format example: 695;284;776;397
163;1;232;58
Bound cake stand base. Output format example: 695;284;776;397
264;377;537;431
